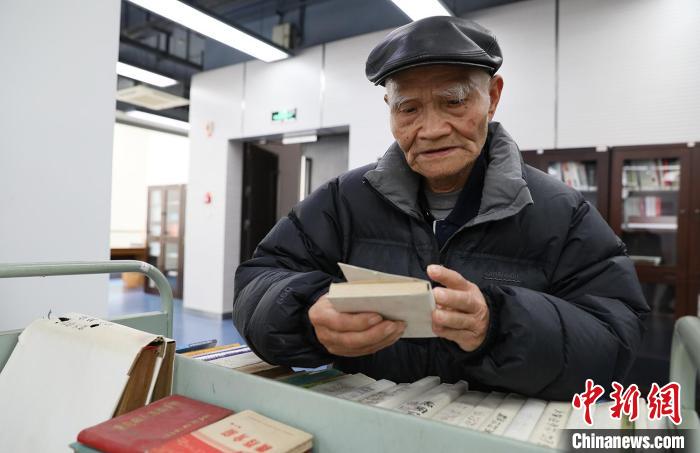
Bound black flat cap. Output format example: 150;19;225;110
366;16;502;86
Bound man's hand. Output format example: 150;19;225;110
308;294;405;357
428;264;490;352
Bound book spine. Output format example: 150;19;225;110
502;398;547;441
478;394;527;435
528;401;572;448
458;392;506;429
310;373;376;396
430;391;488;425
397;382;467;417
337;379;396;401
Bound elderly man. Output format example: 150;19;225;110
233;17;648;400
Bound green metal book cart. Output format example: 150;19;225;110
0;261;697;452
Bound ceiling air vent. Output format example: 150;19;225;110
116;85;189;110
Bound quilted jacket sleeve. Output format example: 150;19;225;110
453;199;649;400
233;179;347;368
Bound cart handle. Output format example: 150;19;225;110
0;260;173;338
669;315;700;429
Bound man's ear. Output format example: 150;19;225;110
384;94;389;106
487;75;504;121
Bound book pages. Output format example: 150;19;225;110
0;314;163;453
329;263;436;338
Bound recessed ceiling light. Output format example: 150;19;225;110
125;110;190;132
116;62;178;88
125;0;289;63
390;0;452;21
282;133;318;145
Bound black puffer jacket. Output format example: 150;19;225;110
233;122;648;400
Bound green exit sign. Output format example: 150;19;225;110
271;109;297;122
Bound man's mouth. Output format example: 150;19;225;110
419;147;459;158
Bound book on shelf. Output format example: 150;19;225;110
309;373;376;396
395;381;467;418
624;159;680;192
501;398;547;441
478;393;527;435
459;391;506;429
431;391;488;425
185;343;294;379
151;410;313;453
327;263;436;338
278;368;345;388
0;313;175;453
76;394;234;452
528;401;572;449
358;376;440;409
549;161;596;191
336;379;396;401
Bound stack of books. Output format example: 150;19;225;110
182;343;294;379
71;394;313;453
280;370;652;450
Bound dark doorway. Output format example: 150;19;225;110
240;143;279;262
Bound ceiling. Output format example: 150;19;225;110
117;0;525;122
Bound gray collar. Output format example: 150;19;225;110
363;122;533;227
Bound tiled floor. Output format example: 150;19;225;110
108;279;245;348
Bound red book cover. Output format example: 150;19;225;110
77;395;233;453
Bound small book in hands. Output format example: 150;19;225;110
327;263;436;338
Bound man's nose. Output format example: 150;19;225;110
417;107;451;141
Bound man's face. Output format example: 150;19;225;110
385;65;503;190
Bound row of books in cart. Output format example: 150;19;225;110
72;342;665;452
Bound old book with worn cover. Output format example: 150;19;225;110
151;410;313;453
327;263;436;338
77;394;233;452
0;313;175;452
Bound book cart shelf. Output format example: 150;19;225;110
0;261;698;451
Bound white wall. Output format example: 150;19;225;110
0;0;121;330
186;0;700;316
557;0;700;147
111;123;189;248
468;0;556;150
185;65;244;315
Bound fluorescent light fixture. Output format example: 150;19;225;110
282;133;317;145
390;0;452;21
125;110;190;132
125;0;289;62
116;62;178;87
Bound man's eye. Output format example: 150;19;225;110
400;106;417;114
447;98;465;106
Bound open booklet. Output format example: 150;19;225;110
0;313;175;452
327;263;436;338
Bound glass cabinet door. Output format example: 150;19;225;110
620;158;681;267
148;189;163;237
165;187;181;238
547;160;599;209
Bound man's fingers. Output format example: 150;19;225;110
432;322;482;352
318;320;405;356
432;308;479;332
309;296;383;332
427;264;471;291
432;287;480;313
320;310;384;332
